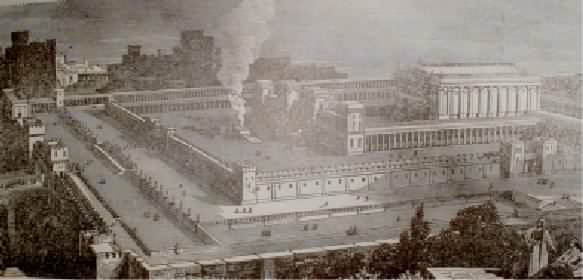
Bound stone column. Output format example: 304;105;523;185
440;87;449;120
479;86;489;118
535;85;541;110
380;134;385;151
429;131;433;147
417;131;421;147
518;86;528;114
457;129;462;145
443;130;447;146
450;87;460;119
528;86;537;112
460;87;469;119
498;87;507;117
508;86;517;116
470;87;480;118
399;133;403;149
489;87;499;117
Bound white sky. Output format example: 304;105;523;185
0;0;56;6
0;0;580;76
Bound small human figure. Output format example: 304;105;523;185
554;238;583;273
525;218;555;277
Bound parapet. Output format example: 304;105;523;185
11;31;30;46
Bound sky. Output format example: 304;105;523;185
0;0;56;6
0;0;580;78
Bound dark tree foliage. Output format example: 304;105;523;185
0;120;28;173
426;200;529;278
396;203;431;276
5;189;96;278
0;205;8;271
246;82;315;141
382;67;439;122
274;252;366;279
368;243;401;279
532;264;575;279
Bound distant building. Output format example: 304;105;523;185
105;30;221;91
421;63;542;120
248;57;348;81
0;31;57;98
31;138;69;184
56;55;108;91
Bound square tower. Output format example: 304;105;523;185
47;140;69;175
25;118;45;159
55;88;65;108
502;140;525;177
345;102;365;155
240;162;257;203
539;138;558;175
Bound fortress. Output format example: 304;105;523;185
1;30;579;277
96;63;560;207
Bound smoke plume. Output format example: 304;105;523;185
209;0;275;128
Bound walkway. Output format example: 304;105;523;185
37;113;203;252
537;110;583;125
70;110;228;221
68;173;144;255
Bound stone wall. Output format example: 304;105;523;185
117;239;400;279
247;154;501;203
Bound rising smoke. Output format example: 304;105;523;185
208;0;275;128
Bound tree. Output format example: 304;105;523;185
532;264;575;279
381;67;439;122
369;243;401;279
426;201;530;278
397;203;431;275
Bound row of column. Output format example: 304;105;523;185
130;100;231;114
364;126;518;152
439;85;540;120
64;96;109;106
114;89;226;103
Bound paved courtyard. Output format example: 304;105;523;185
146;111;500;172
71;110;229;222
37;113;204;252
202;197;494;258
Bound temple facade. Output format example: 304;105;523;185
422;63;542;120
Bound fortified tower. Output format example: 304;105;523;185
240;162;257;203
25;118;45;159
55;88;65;109
502;140;525;177
345;102;365;155
539;138;557;175
47;139;69;176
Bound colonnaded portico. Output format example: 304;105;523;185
437;79;541;120
363;117;539;153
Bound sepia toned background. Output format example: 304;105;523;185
0;0;580;78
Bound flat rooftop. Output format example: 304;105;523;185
421;63;520;76
145;196;493;264
365;114;541;133
147;112;501;172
